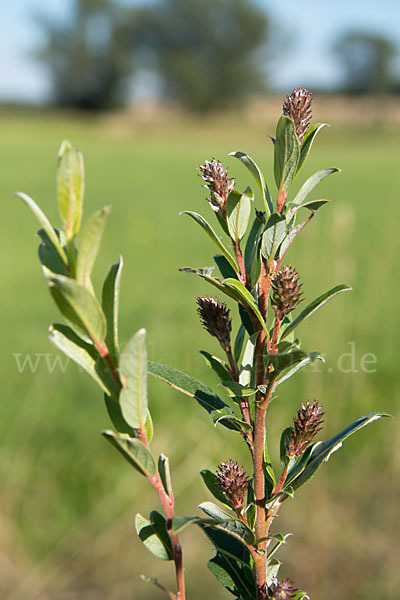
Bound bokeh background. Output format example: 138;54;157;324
1;1;400;599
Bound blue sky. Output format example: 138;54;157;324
0;0;399;103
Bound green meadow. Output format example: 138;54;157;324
1;107;400;600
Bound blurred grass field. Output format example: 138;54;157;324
1;104;400;600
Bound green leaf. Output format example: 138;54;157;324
211;408;253;433
239;336;256;387
57;140;84;240
279;220;307;259
102;256;123;364
244;216;263;287
297;123;328;174
229;151;273;215
119;329;148;431
221;381;256;398
280;428;292;468
199;501;255;545
274;116;300;191
292;590;310;600
265;350;322;374
145;410;154;444
102;430;156;477
200;525;254;567
148;361;232;422
15;191;68;263
76;206;111;289
291;168;340;209
213;254;238;280
150;511;174;558
226;187;253;242
47;274;106;344
273;353;325;391
95;356;120;402
208;552;255;598
261;213;287;260
222;278;268;337
48;323;109;393
233;324;246;364
281;284;352;340
239;304;255;337
158;454;172;499
104;394;134;435
245;483;256;530
266;558;281;585
135;512;173;561
264;446;277;498
200;351;233;382
179;265;215;277
293;198;330;213
200;469;235;509
284;412;390;494
171;515;226;534
180;211;238;272
38;228;69;276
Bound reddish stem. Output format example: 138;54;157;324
233;238;247;286
96;341;122;391
277;188;287;214
97;340;185;598
150;474;185;600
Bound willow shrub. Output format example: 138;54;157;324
16;89;388;600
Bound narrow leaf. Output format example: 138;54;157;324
208;552;255;598
274;116;300;190
180;211;237;272
261;213;287;260
226;187;253;242
158;454;173;499
150;511;174;558
48;323;108;393
102;256;123;363
291;168;340;208
222;278;268;337
200;525;253;567
104;394;135;435
57;140;84;239
281;284;352;340
135;513;173;561
213;254;237;280
233;324;246;364
102;430;156;477
212;408;253;433
119;329;148;430
297;123;328;173
229;151;273;215
171;515;225;534
15;191;68;263
239;337;256;387
284;413;390;494
199;501;255;545
199;351;233;382
145;410;154;444
244;216;263;287
38;228;69;276
47;274;106;344
76;206;111;288
148;361;232;421
273;354;325;391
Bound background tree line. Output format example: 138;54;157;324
37;0;399;112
